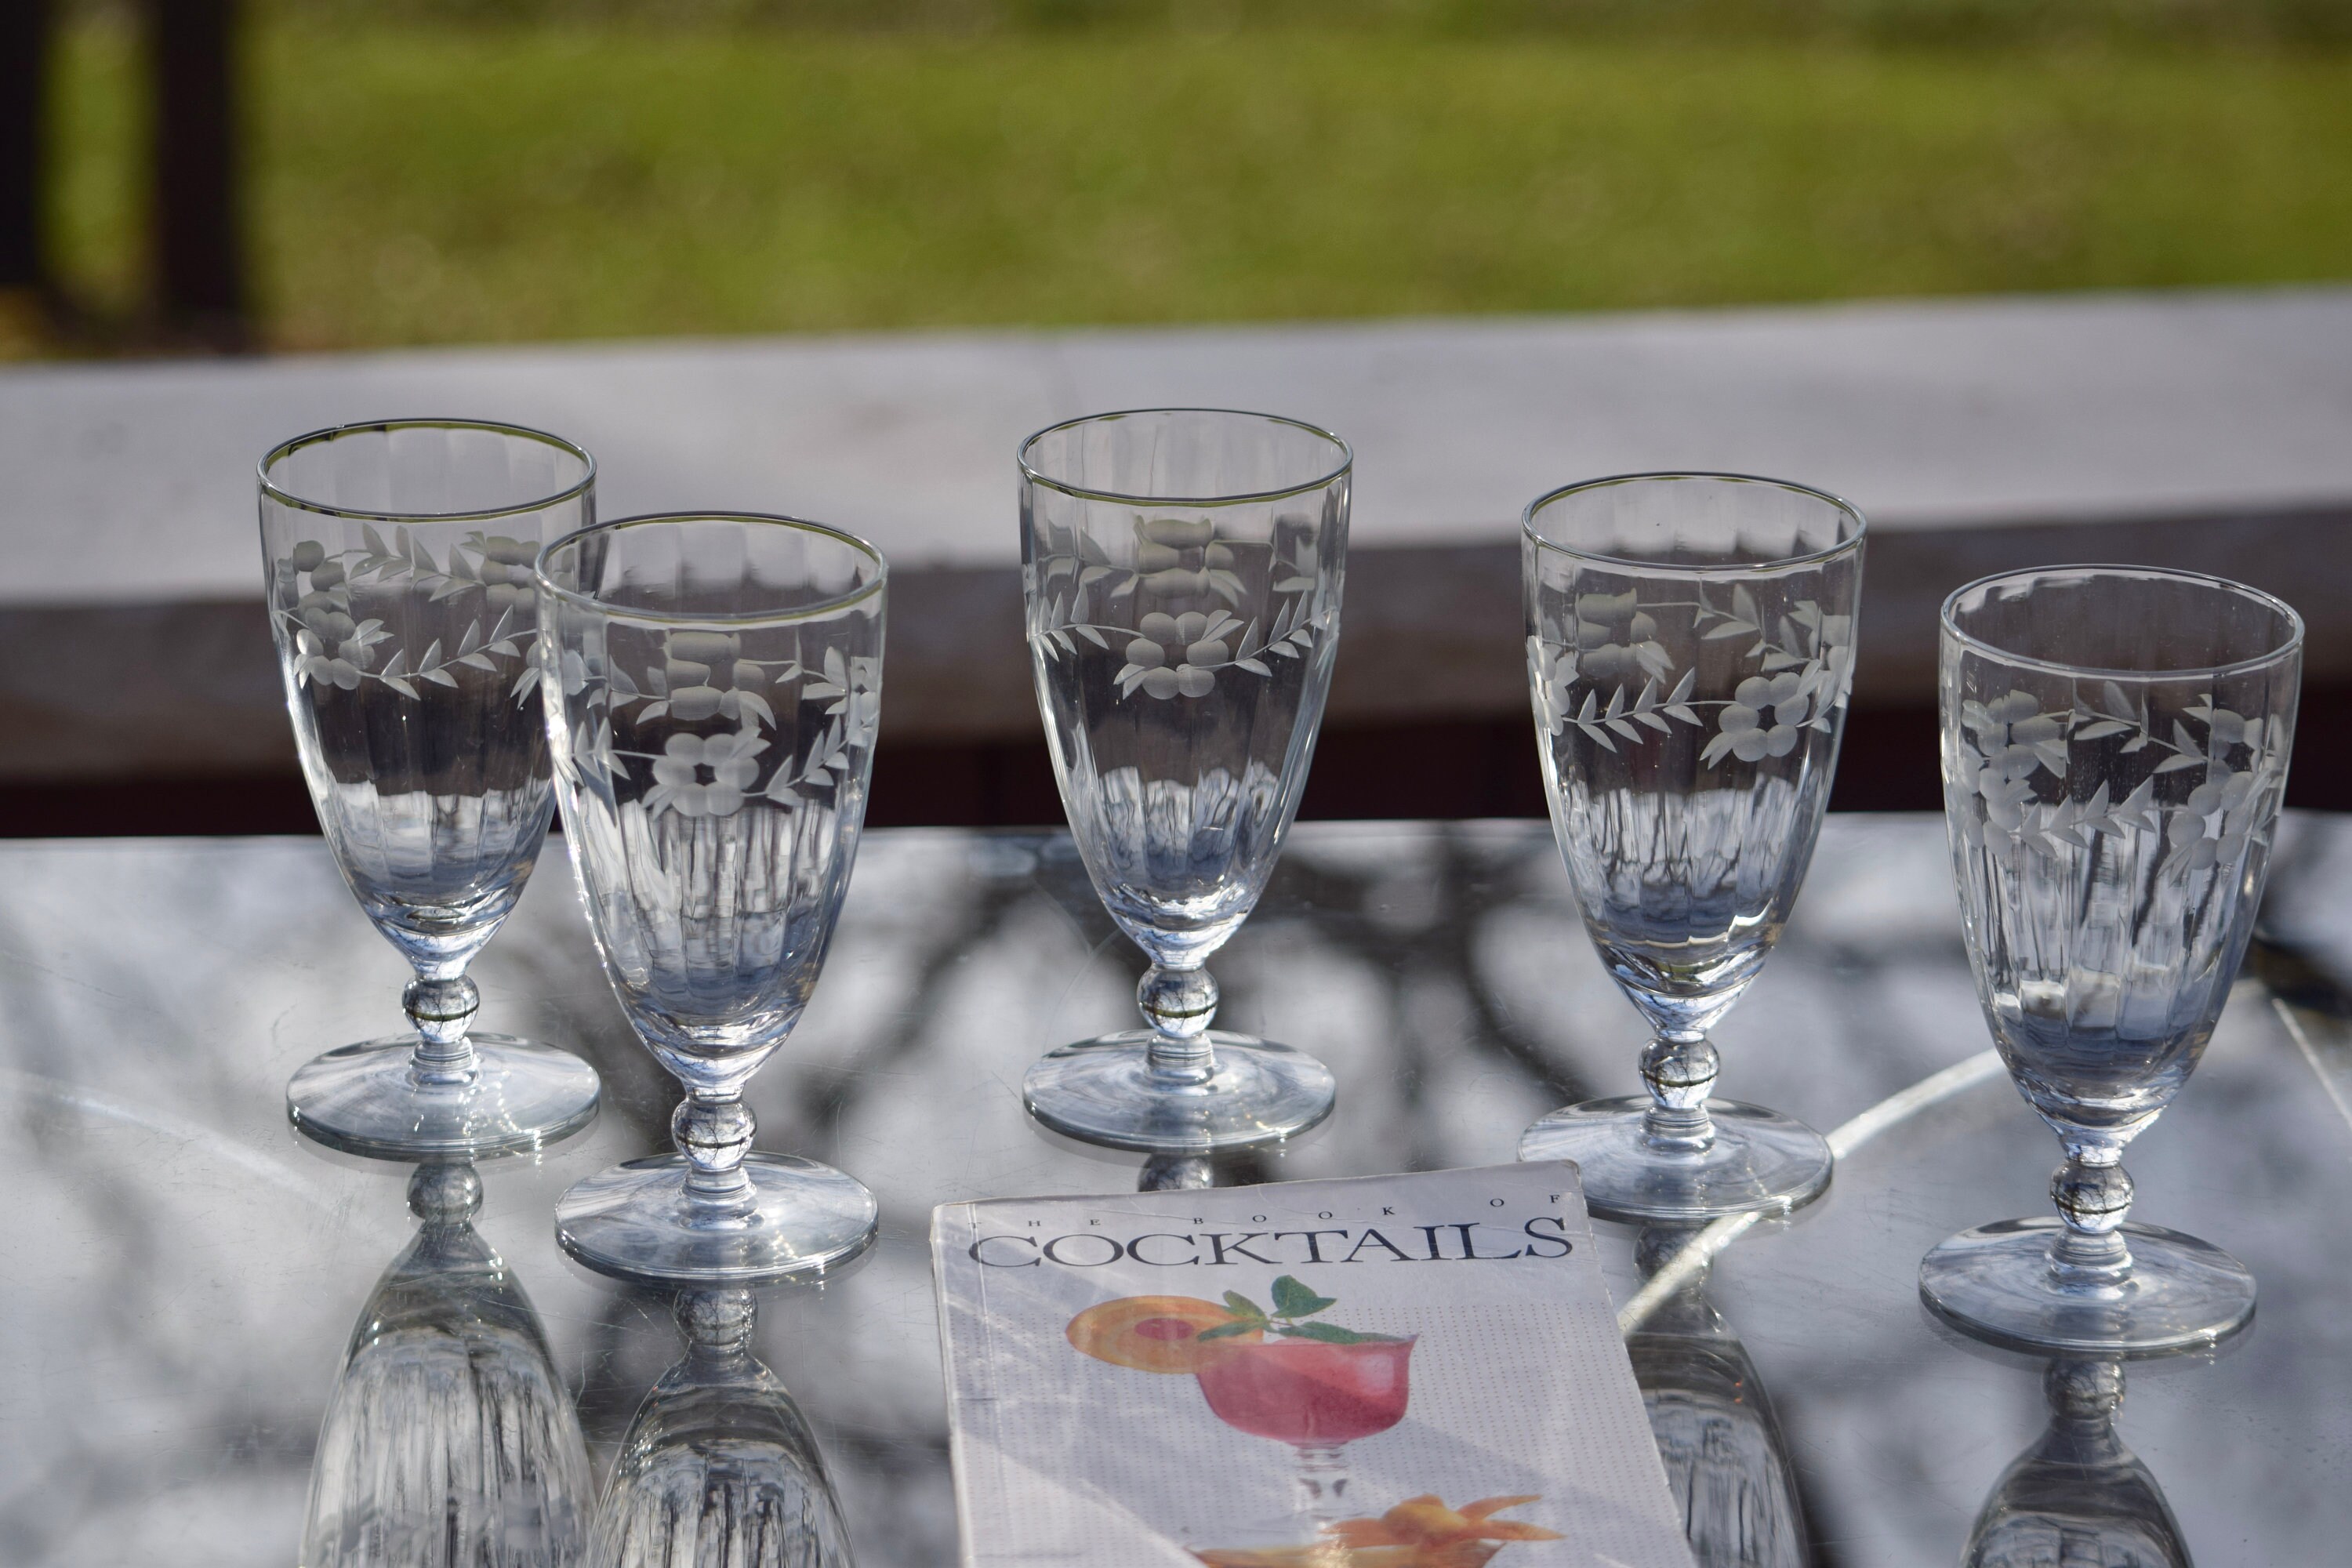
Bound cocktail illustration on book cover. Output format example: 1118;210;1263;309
1068;1276;1563;1566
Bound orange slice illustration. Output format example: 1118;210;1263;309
1067;1295;1261;1374
1196;1495;1562;1567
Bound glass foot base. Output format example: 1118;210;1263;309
1517;1096;1833;1223
286;1033;601;1160
1920;1217;2256;1355
555;1152;880;1287
1022;1029;1337;1155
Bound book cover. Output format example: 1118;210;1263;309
931;1163;1696;1568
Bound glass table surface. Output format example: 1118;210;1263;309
3;814;2350;1566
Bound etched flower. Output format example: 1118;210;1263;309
2199;706;2267;755
2170;764;2268;871
648;729;765;818
2186;765;2256;819
1977;766;2035;833
636;630;789;728
1570;591;1673;684
476;534;541;612
1962;689;2069;781
1127;611;1229;699
299;597;356;647
1123;516;1247;604
1716;673;1812;760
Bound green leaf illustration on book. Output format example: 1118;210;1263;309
1196;1276;1406;1345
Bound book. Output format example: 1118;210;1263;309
931;1163;1697;1568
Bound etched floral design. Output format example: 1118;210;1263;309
1532;583;1851;767
1032;514;1324;702
1951;683;2286;872
549;619;877;823
275;526;540;702
1124;610;1243;699
1566;592;1674;686
1962;691;2071;782
1707;672;1813;764
646;731;765;819
806;648;880;731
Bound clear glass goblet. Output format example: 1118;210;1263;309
537;513;886;1286
1921;565;2300;1354
260;419;602;1159
1018;408;1348;1153
1517;474;1865;1221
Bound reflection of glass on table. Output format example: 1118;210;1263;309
9;817;2352;1564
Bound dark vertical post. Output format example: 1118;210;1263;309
0;0;54;294
145;0;249;345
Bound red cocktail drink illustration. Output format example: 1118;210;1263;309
1076;1276;1420;1538
1193;1334;1417;1446
1195;1330;1417;1537
1068;1283;1555;1563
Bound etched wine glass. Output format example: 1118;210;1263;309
1018;408;1348;1153
1517;474;1864;1221
537;513;885;1285
260;419;602;1159
1921;565;2300;1353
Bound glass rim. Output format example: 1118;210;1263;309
534;511;889;626
1017;407;1353;507
1521;470;1868;575
258;417;596;523
1940;564;2305;682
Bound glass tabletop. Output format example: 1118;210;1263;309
2;814;2349;1566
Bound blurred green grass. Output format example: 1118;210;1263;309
42;13;2352;351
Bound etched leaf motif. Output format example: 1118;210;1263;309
1029;547;1308;701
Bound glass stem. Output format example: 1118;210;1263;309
408;1159;482;1229
675;1092;758;1222
404;972;481;1085
1294;1443;1352;1535
1639;1032;1719;1152
1137;963;1219;1087
2049;1141;2136;1289
1139;1153;1214;1191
